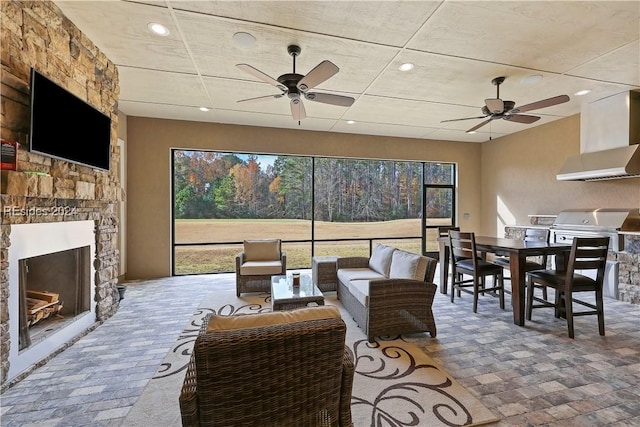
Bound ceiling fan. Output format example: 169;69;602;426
236;45;355;122
442;76;570;133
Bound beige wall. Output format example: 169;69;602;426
126;118;482;279
480;114;640;236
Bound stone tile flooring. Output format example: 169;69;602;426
1;271;639;426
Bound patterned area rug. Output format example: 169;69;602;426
124;291;499;427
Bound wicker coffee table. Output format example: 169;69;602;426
271;274;325;311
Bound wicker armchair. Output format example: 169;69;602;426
236;239;286;296
179;307;355;427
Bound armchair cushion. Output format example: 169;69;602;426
239;260;283;276
243;239;281;261
368;244;395;276
206;306;340;332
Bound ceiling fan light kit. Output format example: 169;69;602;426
441;76;570;134
236;45;355;122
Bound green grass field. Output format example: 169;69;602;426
173;218;444;274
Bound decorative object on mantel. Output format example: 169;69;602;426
0;139;19;170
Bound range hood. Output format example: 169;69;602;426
557;91;640;181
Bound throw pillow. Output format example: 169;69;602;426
368;244;395;277
389;249;423;280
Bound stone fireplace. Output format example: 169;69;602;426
1;1;122;386
6;221;97;382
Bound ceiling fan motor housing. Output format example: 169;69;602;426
277;73;304;97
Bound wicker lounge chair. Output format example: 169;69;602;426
179;306;354;427
236;238;286;296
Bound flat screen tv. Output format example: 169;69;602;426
29;68;111;171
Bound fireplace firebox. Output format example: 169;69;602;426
18;246;91;350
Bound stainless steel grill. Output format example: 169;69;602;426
550;208;640;252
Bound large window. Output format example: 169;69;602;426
172;150;454;275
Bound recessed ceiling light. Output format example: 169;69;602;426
346;120;355;124
467;131;476;134
147;22;170;36
233;32;257;48
574;89;591;96
199;107;210;112
398;63;414;72
521;74;543;85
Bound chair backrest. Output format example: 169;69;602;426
438;226;459;237
565;237;610;287
193;311;347;425
524;228;550;265
242;238;282;261
449;230;477;266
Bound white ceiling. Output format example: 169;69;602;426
54;0;640;143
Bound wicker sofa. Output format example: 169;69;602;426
179;306;354;427
337;244;438;342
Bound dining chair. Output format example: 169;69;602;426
438;226;459;237
448;230;505;313
526;236;609;338
494;228;550;298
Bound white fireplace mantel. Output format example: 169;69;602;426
7;220;97;382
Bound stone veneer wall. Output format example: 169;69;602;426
0;0;121;384
505;226;640;304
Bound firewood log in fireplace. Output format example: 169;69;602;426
25;290;63;327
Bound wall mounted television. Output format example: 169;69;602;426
29;68;111;171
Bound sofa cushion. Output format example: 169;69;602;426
243;239;281;261
347;280;371;307
389;249;428;281
240;260;283;275
368;244;395;276
337;268;386;284
206;305;340;332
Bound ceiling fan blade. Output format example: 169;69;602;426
503;114;540;124
466;118;494;133
237;94;283;103
441;115;489;123
510;94;570;114
236;64;287;91
485;98;504;114
290;98;306;121
304;92;354;107
297;60;339;91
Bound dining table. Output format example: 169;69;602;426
438;236;572;326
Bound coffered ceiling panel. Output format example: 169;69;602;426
176;10;398;93
54;0;640;143
56;1;196;73
408;1;640;73
118;67;210;106
171;1;441;47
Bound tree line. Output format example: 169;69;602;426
174;151;453;222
